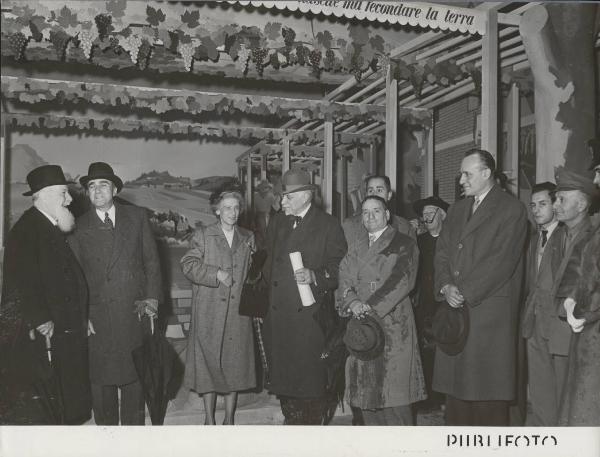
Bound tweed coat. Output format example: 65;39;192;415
2;207;91;423
68;203;162;386
433;185;528;401
336;226;426;409
262;205;347;398
180;223;256;394
558;222;600;426
521;224;571;355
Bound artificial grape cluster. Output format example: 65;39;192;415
178;43;195;71
296;45;308;66
79;29;96;60
282;27;296;48
269;53;280;70
95;14;112;40
8;32;28;60
235;44;250;73
120;34;143;64
137;40;152;70
49;30;72;60
251;47;268;77
308;49;322;76
324;49;335;69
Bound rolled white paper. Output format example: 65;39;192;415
289;251;316;307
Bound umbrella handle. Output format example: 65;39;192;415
45;335;52;363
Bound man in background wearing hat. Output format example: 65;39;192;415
520;182;568;426
262;169;347;425
557;149;600;426
412;195;448;412
342;175;415;246
68;162;162;425
253;179;280;250
1;165;91;424
433;149;528;426
336;195;425;425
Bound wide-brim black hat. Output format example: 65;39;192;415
343;314;385;361
412;196;449;216
79;162;123;192
432;302;469;356
23;164;72;196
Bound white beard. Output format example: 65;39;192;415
55;205;75;233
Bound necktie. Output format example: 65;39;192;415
368;233;376;247
290;215;302;228
104;212;113;229
472;196;481;215
541;229;548;248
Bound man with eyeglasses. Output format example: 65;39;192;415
262;169;347;425
433;149;528;426
411;195;449;412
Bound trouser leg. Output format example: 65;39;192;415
363;406;414;425
280;396;325;425
527;330;559;425
91;383;118;425
445;395;470;426
471;400;509;426
119;380;145;425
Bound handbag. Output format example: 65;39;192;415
239;249;269;318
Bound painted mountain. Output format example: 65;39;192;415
9;144;47;183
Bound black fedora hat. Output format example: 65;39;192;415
432;303;469;356
281;169;315;195
23;165;71;196
343;314;385;361
80;162;123;192
412;195;449;216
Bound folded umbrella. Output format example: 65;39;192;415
30;334;65;424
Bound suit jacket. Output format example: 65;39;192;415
2;207;91;423
433;185;528;401
69;203;162;385
521;224;571;355
262;204;347;398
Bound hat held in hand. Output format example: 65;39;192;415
432;302;469;356
343;313;385;361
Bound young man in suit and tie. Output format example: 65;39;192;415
68;162;162;425
433;149;528;426
521;182;568;425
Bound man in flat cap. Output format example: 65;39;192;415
262;169;347;424
1;165;91;424
68;162;162;425
412;195;448;412
433;149;528;426
558;147;600;426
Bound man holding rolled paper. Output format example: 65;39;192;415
262;169;347;425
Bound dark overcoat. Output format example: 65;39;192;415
336;226;425;409
558;222;600;426
433;185;528;401
68;203;162;386
181;223;256;394
2;207;91;423
262;205;347;398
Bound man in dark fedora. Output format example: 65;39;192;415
1;165;91;424
412;195;449;411
68;162;162;425
433;149;528;426
262;168;347;424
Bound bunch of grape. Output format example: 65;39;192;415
95;14;112;40
234;44;250;73
79;29;97;60
49;30;72;60
8;32;29;60
296;45;308;66
120;34;143;64
378;54;390;76
308;49;322;77
323;49;335;70
137;39;152;70
251;47;269;77
282;27;296;48
178;43;195;71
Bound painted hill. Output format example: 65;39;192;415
9;144;47;183
193;176;239;192
126;170;191;187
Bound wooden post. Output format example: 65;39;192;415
368;143;377;175
481;9;499;159
424;126;435;197
260;155;267;181
385;70;398;192
282;139;290;174
246;156;252;211
507;83;520;196
323;122;334;214
340;155;348;220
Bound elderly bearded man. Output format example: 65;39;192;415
68;162;162;425
433;149;528;426
1;165;91;424
262;169;347;425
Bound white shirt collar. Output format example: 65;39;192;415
96;205;116;224
36;207;57;226
296;203;311;219
369;225;388;243
475;185;493;204
541;220;559;238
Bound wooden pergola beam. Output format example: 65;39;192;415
481;9;499;158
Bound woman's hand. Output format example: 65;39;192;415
217;268;233;287
349;301;372;319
